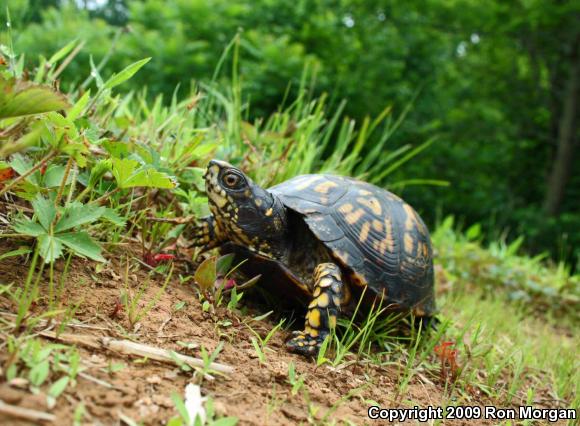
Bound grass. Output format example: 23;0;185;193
0;34;578;425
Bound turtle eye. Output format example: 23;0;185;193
222;171;243;189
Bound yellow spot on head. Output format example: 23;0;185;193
265;208;273;216
314;180;338;194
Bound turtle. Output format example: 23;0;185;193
191;159;436;355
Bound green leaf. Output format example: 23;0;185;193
0;248;32;261
38;234;64;263
13;219;46;236
1;123;45;157
123;167;176;189
104;58;151;90
48;40;78;66
29;359;50;387
170;392;191;425
212;418;239;426
89;55;104;89
466;223;482;241
166;417;184;426
48;376;69;398
87;159;112;188
32;195;57;230
102;208;126;227
56;232;105;262
194;256;217;292
43;165;71;188
68;90;90;121
216;253;235;276
103;140;131;158
54;204;105;233
111;158;139;188
111;158;176;189
10;154;39;185
0;75;70;119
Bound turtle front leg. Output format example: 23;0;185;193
286;263;346;356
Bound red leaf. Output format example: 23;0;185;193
153;253;175;262
0;168;15;182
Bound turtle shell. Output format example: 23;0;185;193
269;174;435;314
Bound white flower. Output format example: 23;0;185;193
184;383;206;426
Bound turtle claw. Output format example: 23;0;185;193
286;332;324;356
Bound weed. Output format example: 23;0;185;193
246;318;285;364
287;361;306;396
121;260;174;330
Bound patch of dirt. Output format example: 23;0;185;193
0;242;528;425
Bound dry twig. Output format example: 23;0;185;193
40;331;234;374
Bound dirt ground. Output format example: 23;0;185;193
0;241;538;426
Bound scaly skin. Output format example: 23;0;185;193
286;263;346;355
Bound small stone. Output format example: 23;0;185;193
146;375;162;385
213;400;227;417
152;394;173;408
8;378;29;389
0;384;23;404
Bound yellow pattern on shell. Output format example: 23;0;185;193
359;221;371;243
356;196;383;215
338;203;354;213
345;208;365;224
314;180;339;194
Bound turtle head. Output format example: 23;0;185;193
204;159;287;258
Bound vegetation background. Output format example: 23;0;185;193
5;0;579;268
0;1;578;425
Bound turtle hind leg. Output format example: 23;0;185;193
286;262;345;356
411;314;440;333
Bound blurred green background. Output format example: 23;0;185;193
3;0;579;267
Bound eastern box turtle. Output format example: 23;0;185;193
191;160;436;355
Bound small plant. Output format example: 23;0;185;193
195;342;225;382
287;361;306;396
4;337;81;409
193;253;259;310
434;341;461;384
121;260;174;330
13;195;107;263
246;318;285;364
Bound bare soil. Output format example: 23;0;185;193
0;241;549;425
